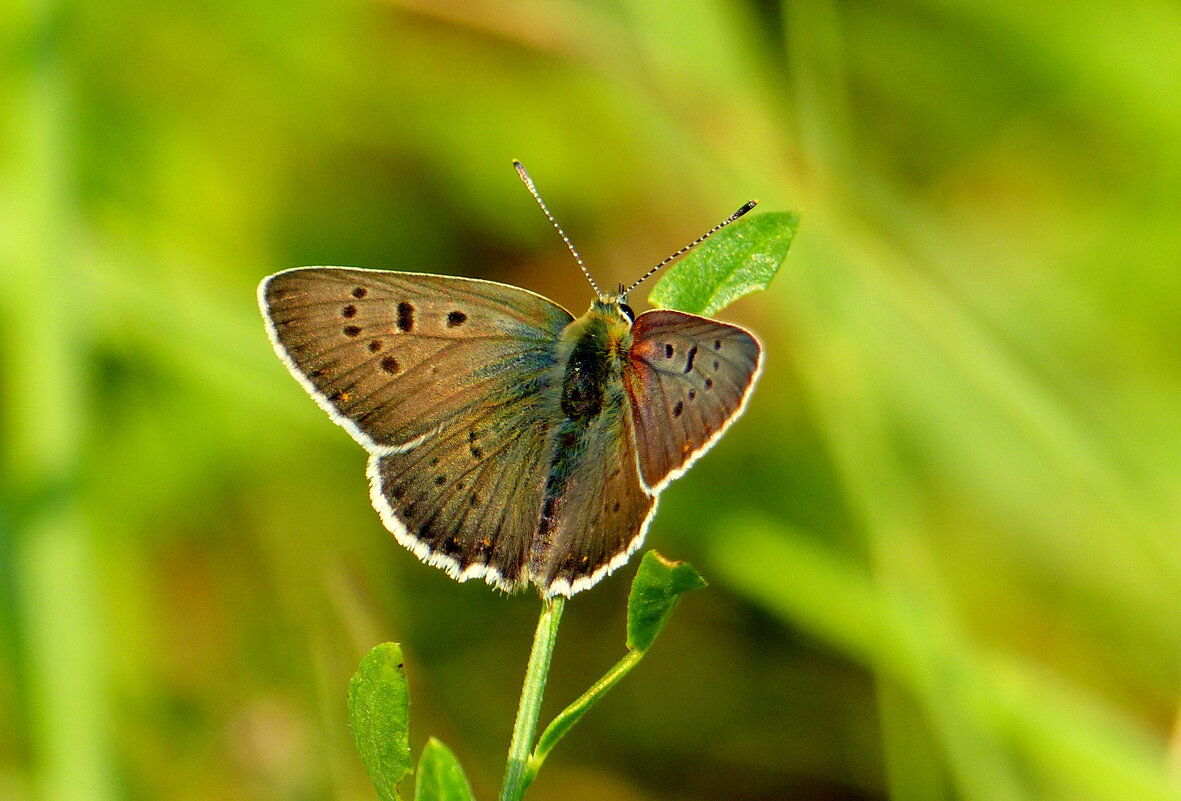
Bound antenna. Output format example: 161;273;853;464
513;160;602;298
622;199;758;296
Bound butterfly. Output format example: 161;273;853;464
258;162;762;597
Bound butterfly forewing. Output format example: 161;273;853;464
625;310;762;491
260;267;575;589
261;268;573;448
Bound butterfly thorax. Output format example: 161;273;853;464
556;299;633;423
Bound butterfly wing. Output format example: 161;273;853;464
624;309;762;492
259;266;575;590
529;406;657;596
365;401;553;590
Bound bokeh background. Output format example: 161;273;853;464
3;1;1181;799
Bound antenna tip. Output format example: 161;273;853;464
737;200;758;216
513;160;529;178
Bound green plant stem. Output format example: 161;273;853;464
500;595;565;801
523;648;643;788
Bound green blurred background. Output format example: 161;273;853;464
3;1;1181;799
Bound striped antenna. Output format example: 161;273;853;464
622;199;758;296
514;161;602;298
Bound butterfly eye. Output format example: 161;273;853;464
619;303;635;322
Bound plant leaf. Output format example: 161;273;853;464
415;738;476;801
647;211;798;317
626;551;708;653
348;643;412;801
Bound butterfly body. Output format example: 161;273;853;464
261;262;760;597
531;298;652;590
555;299;631;423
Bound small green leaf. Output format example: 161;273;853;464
348;643;412;801
647;211;798;317
626;551;708;653
415;738;476;801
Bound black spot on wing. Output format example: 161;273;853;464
397;302;415;332
446;310;467;327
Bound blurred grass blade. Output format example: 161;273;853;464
415;738;475;801
348;643;412;801
710;516;1181;801
626;551;707;653
647;211;798;316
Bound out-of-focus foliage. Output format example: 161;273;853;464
2;1;1180;800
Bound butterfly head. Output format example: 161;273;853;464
593;283;635;325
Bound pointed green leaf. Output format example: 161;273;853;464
647;211;798;317
415;738;476;801
626;551;708;653
348;643;412;801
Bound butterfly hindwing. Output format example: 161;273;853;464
529;395;656;595
624;309;762;491
260;267;575;590
367;401;551;589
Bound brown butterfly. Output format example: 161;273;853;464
259;163;761;596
